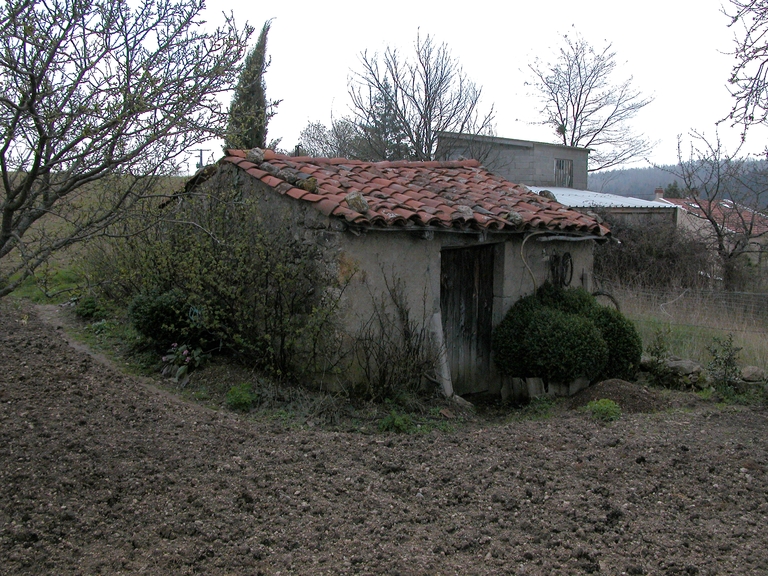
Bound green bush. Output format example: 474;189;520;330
536;283;598;316
75;295;108;321
493;284;641;386
378;410;414;433
493;300;608;384
589;306;643;380
90;191;345;380
586;398;621;422
522;307;609;384
128;288;198;346
226;382;258;412
490;294;541;378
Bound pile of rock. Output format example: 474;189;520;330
637;355;766;394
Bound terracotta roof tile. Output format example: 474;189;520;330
286;187;308;200
315;198;339;216
207;149;610;236
261;175;283;188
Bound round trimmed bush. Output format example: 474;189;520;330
491;294;541;377
536;283;598;316
493;283;641;386
493;303;609;384
588;306;643;380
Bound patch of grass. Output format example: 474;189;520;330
72;315;158;376
11;266;83;303
225;382;258;412
714;384;767;407
268;409;294;423
614;287;768;368
508;396;557;421
435;421;456;433
586;398;622;422
378;410;415;433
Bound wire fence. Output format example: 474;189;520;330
597;285;768;335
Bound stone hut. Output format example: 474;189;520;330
186;148;610;400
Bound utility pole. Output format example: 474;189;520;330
190;149;211;170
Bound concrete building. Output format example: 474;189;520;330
437;132;590;190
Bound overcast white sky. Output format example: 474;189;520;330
199;0;768;170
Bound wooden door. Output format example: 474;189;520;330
440;245;495;395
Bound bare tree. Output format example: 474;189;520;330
671;131;768;290
725;0;768;134
298;118;367;159
528;32;654;172
0;0;252;298
348;33;495;161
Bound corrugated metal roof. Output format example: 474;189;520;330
530;187;674;209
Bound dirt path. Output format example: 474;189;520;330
1;301;767;575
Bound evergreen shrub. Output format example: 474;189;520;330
128;288;199;347
516;306;608;384
492;283;641;385
588;306;642;380
536;283;598;316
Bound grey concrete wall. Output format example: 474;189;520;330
598;208;678;228
337;231;443;336
442;136;589;189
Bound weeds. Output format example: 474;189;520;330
706;334;742;399
606;285;768;368
355;274;437;402
378;410;415;433
586;398;622;422
225;382;258;412
509;396;557;421
646;326;677;388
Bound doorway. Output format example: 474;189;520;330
440;244;495;395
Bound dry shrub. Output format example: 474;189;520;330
354;275;437;402
595;220;712;290
82;190;346;381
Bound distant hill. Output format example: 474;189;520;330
589;159;768;203
588;165;680;200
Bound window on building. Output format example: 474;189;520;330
555;158;574;188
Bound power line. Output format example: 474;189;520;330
189;149;211;170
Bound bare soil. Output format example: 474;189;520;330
1;301;767;575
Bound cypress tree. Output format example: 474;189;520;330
225;20;280;150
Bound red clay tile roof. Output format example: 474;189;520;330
208;149;609;236
663;198;768;236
